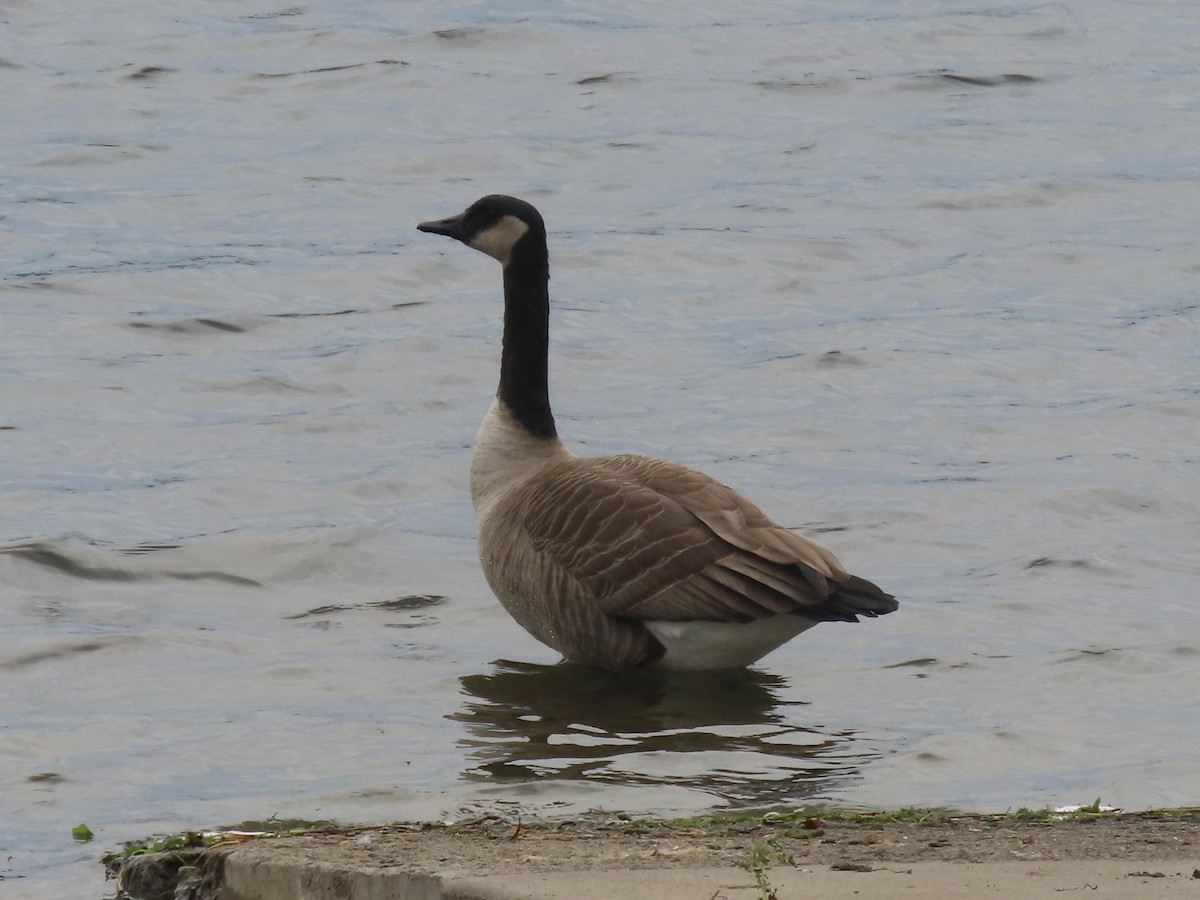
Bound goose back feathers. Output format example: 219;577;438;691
418;195;896;670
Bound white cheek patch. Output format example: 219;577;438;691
469;215;530;264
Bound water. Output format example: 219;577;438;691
3;0;1199;894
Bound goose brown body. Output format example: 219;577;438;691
419;195;896;670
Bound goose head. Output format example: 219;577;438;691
418;194;546;267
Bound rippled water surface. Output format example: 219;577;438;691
3;0;1200;895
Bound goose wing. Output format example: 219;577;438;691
508;454;894;624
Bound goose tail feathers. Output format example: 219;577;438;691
803;573;898;624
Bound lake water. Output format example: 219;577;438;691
3;0;1199;895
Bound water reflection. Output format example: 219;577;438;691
453;661;879;807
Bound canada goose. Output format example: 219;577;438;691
418;195;897;671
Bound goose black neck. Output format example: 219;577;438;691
499;241;557;439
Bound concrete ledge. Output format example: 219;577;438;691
223;854;444;900
221;856;1200;900
113;813;1200;900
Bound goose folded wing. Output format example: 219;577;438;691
512;457;845;623
595;455;897;620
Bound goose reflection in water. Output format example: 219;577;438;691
452;661;886;807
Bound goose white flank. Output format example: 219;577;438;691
417;195;897;671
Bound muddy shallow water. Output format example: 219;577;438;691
2;0;1199;895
